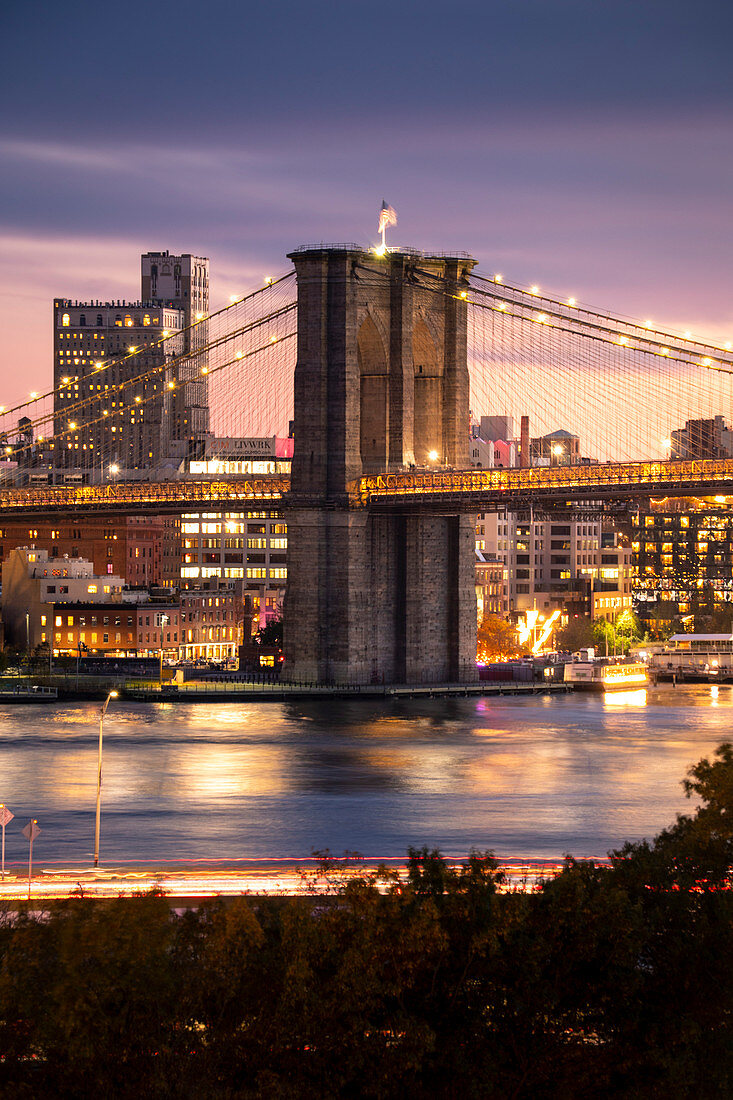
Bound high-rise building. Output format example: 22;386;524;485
180;508;287;628
475;509;631;621
141;251;210;447
45;251;210;480
50;299;185;475
633;498;733;631
670;416;733;460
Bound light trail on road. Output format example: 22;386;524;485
0;858;576;901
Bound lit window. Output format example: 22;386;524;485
62;313;70;327
88;584;97;594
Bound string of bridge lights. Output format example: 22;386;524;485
5;252;733;465
0;271;295;422
7;331;297;462
0;275;296;456
356;257;733;373
469;271;733;367
5;304;296;453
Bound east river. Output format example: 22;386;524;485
1;685;731;869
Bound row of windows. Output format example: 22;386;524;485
53;614;132;627
61;313;163;328
58;632;129;644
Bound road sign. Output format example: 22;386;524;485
22;820;41;842
0;805;12;881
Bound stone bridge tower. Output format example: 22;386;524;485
283;246;478;685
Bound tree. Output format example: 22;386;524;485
476;615;520;661
592;609;643;656
254;616;283;648
4;752;733;1095
642;599;683;639
555;614;595;653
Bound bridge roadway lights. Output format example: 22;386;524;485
2;460;733;517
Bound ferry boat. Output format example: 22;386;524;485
564;661;648;691
647;634;733;682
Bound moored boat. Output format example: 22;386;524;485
564;662;648;691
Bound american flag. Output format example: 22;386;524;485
378;201;397;233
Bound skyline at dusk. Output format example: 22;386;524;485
2;0;733;411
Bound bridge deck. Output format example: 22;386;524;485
357;459;733;510
0;459;732;516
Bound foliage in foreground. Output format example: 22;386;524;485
3;747;733;1097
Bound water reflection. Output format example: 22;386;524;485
603;689;648;707
0;687;731;865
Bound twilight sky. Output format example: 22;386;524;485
2;0;733;412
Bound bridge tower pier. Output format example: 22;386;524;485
283;246;478;685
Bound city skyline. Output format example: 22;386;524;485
2;0;733;411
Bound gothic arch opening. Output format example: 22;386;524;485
412;318;442;464
358;314;389;470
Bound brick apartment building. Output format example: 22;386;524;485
0;515;180;587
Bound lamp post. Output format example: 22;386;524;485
76;640;88;689
94;689;118;868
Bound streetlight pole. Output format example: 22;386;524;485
94;689;118;868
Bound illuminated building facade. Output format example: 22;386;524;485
475;511;630;620
0;515;180;587
134;604;182;659
475;555;504;621
592;533;633;621
179;582;244;662
1;547;125;651
46;251;210;480
46;602;181;659
633;498;733;630
187;435;293;477
181;509;287;627
50;299;185;474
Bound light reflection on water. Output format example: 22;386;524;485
603;688;648;707
0;685;730;866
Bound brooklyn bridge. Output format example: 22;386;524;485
3;244;732;682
